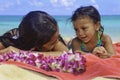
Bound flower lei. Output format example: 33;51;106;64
0;50;86;74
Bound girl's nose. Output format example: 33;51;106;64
77;29;84;36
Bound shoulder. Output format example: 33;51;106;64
71;37;82;48
101;34;112;44
70;37;82;51
72;37;82;44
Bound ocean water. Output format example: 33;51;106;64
0;15;120;42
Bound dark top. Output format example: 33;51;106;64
0;28;19;48
0;28;66;51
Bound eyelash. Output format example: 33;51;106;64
83;28;87;30
74;28;87;32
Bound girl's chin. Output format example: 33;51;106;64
83;41;89;43
82;39;89;43
81;38;88;43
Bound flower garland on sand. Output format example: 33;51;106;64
0;50;86;74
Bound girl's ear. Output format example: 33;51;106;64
95;21;101;31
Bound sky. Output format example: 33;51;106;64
0;0;120;15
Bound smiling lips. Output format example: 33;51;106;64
80;36;87;41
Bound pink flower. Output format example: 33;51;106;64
0;50;86;74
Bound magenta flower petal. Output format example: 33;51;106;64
0;50;86;74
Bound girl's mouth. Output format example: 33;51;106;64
80;36;88;42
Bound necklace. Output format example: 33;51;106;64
81;33;102;53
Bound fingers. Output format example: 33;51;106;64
99;47;107;55
93;46;107;56
0;46;19;54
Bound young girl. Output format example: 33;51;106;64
0;11;68;56
71;6;115;58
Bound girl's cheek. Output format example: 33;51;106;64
76;35;81;40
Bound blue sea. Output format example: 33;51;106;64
0;15;120;43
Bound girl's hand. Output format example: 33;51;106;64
93;46;108;58
74;50;86;55
0;46;19;54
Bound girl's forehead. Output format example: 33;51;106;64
74;17;94;25
77;15;91;19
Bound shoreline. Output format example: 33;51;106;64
112;37;120;43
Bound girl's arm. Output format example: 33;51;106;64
0;45;65;57
103;34;115;56
40;51;65;57
93;34;115;58
0;45;19;54
0;41;69;57
72;38;86;54
0;46;64;57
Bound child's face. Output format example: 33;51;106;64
41;29;59;51
73;17;100;43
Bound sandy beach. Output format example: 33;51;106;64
0;64;118;80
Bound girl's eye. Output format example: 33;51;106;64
82;27;87;30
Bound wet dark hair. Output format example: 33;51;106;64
17;11;58;50
71;6;104;37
